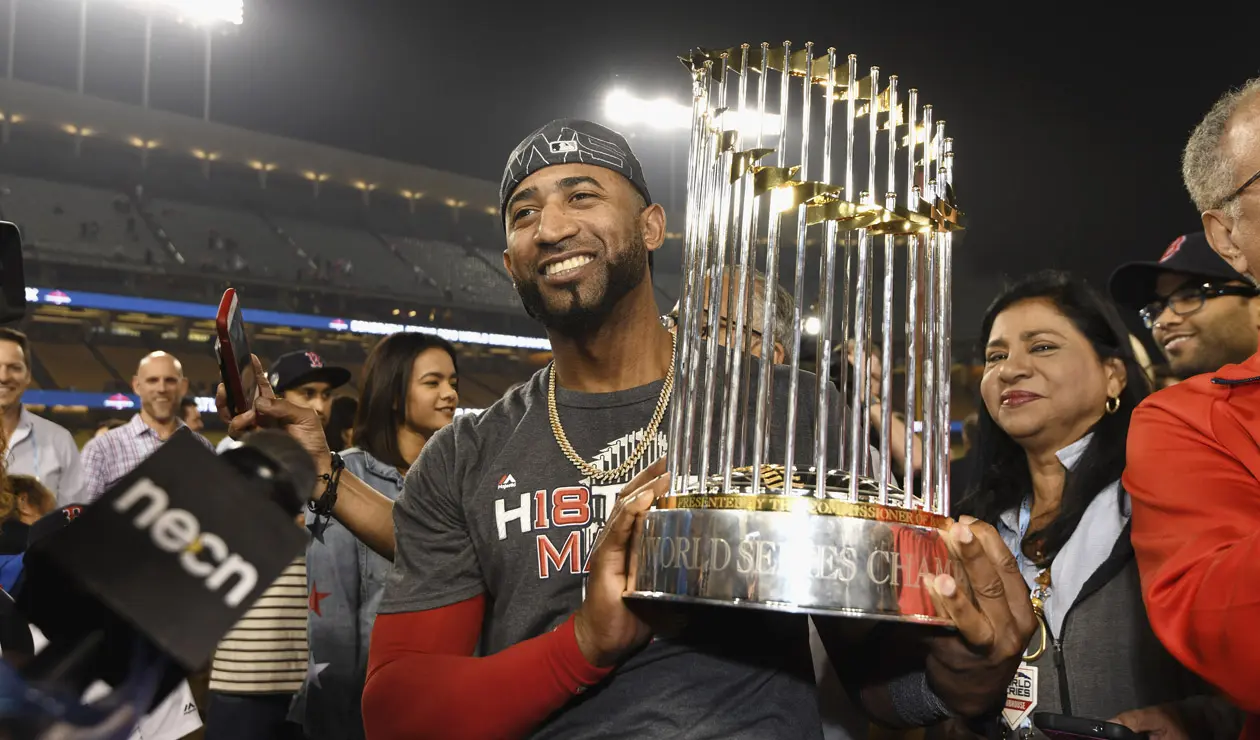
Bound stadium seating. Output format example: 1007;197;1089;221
269;216;419;296
0;169;529;321
147;198;309;279
0;174;159;262
36;343;113;392
387;237;518;310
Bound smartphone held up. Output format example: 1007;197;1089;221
215;288;259;417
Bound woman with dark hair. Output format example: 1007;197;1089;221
296;332;458;740
952;271;1238;739
324;395;357;453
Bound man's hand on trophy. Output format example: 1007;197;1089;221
573;458;669;669
923;515;1036;717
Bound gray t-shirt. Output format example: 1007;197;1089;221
381;362;849;739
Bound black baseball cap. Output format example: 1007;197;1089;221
27;504;85;547
267;350;350;394
500;118;652;219
1108;232;1248;310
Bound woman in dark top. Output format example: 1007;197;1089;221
951;271;1238;739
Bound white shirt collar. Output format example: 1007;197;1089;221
7;407;35;448
1054;432;1093;470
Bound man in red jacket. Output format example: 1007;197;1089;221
1124;76;1260;739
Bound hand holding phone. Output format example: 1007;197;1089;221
215;354;334;482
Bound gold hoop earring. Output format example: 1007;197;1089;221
1105;396;1120;415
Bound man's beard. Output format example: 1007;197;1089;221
516;231;648;337
1169;329;1257;378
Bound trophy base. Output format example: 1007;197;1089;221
627;475;962;625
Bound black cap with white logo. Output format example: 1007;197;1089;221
267;350;351;395
499;118;652;219
1108;232;1248;310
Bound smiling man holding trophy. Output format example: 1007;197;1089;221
220;38;1037;740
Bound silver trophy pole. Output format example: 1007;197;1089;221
677;64;721;495
666;65;711;496
901;88;920;508
720;45;761;490
857;68;881;478
846;65;879;496
936;128;955;516
813;48;840;498
836;54;857;493
877;75;898;504
917;103;936;510
750;40;793;495
736;43;771;470
696;55;737;493
781;41;815;493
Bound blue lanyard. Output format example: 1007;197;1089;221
1015;494;1033;573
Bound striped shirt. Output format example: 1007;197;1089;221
210;558;309;694
79;414;214;502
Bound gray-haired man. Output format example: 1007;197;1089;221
664;269;794;364
1184;77;1260;284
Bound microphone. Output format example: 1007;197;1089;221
3;430;312;737
221;430;317;516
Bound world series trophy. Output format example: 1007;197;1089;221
628;42;966;624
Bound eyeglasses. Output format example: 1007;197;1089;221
1139;282;1260;329
660;311;764;346
1220;168;1260;208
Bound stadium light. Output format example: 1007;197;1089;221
353;181;377;206
602;89;782;137
125;1;245;26
123;2;244;119
304;171;331;198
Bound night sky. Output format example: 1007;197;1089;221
6;1;1260;338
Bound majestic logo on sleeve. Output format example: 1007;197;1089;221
493;431;667;579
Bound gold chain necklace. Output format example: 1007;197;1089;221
547;335;677;484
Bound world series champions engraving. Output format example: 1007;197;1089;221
627;42;966;624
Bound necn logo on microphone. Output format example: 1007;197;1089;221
113;478;259;608
38;434;308;670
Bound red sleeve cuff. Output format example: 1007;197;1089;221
548;615;614;691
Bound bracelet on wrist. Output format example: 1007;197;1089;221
308;451;344;541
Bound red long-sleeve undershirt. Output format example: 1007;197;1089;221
362;594;613;740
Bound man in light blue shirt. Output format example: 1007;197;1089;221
0;328;84;504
